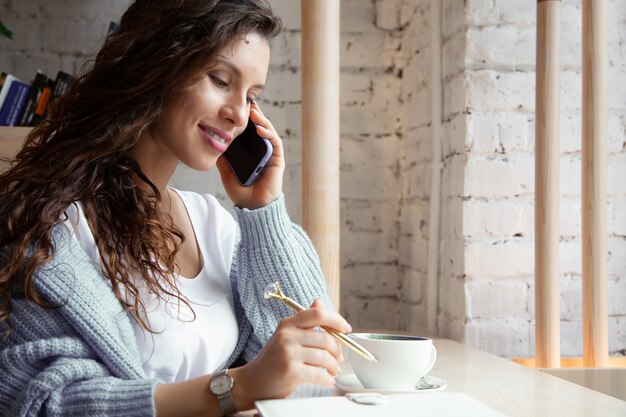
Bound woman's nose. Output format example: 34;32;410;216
221;94;249;128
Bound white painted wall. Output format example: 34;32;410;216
440;0;626;358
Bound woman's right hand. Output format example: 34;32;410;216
230;299;352;410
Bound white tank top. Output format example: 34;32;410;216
65;189;239;383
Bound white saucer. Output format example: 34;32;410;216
335;374;447;394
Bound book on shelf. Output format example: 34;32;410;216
28;70;76;126
1;18;116;128
50;70;75;103
106;21;120;43
0;72;12;109
17;70;49;127
0;74;31;126
31;78;56;126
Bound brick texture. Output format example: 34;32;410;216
450;0;626;358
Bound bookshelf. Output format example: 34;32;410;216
0;126;30;171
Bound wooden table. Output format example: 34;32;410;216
242;338;626;416
425;338;626;416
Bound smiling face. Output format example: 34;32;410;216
132;32;270;184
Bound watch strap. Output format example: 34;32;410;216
218;390;237;416
213;369;237;416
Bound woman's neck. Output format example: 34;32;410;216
131;131;179;196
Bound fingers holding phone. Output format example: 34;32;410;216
217;102;285;209
248;102;284;163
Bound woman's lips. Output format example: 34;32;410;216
198;124;231;153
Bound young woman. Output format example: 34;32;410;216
0;1;350;416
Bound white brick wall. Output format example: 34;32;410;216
450;0;626;358
0;0;129;79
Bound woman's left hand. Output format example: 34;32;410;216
216;102;285;209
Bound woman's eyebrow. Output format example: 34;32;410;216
215;56;265;91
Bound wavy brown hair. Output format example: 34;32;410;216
0;0;281;336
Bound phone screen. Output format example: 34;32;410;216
223;118;273;186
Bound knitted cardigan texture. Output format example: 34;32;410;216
0;194;330;416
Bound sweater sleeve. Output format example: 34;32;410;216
0;298;157;417
0;226;158;417
229;194;334;355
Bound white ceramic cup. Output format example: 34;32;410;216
347;333;437;390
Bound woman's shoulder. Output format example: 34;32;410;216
36;224;108;304
61;202;102;265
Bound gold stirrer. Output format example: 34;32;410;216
263;281;377;362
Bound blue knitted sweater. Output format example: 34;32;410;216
0;194;330;416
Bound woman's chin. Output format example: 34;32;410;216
184;158;218;172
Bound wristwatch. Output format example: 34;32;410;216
209;369;237;416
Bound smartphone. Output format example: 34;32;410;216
223;118;273;186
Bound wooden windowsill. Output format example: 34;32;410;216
0;126;32;171
511;357;626;368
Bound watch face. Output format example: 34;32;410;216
210;374;233;395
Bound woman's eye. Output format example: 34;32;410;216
209;75;227;87
246;96;255;104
